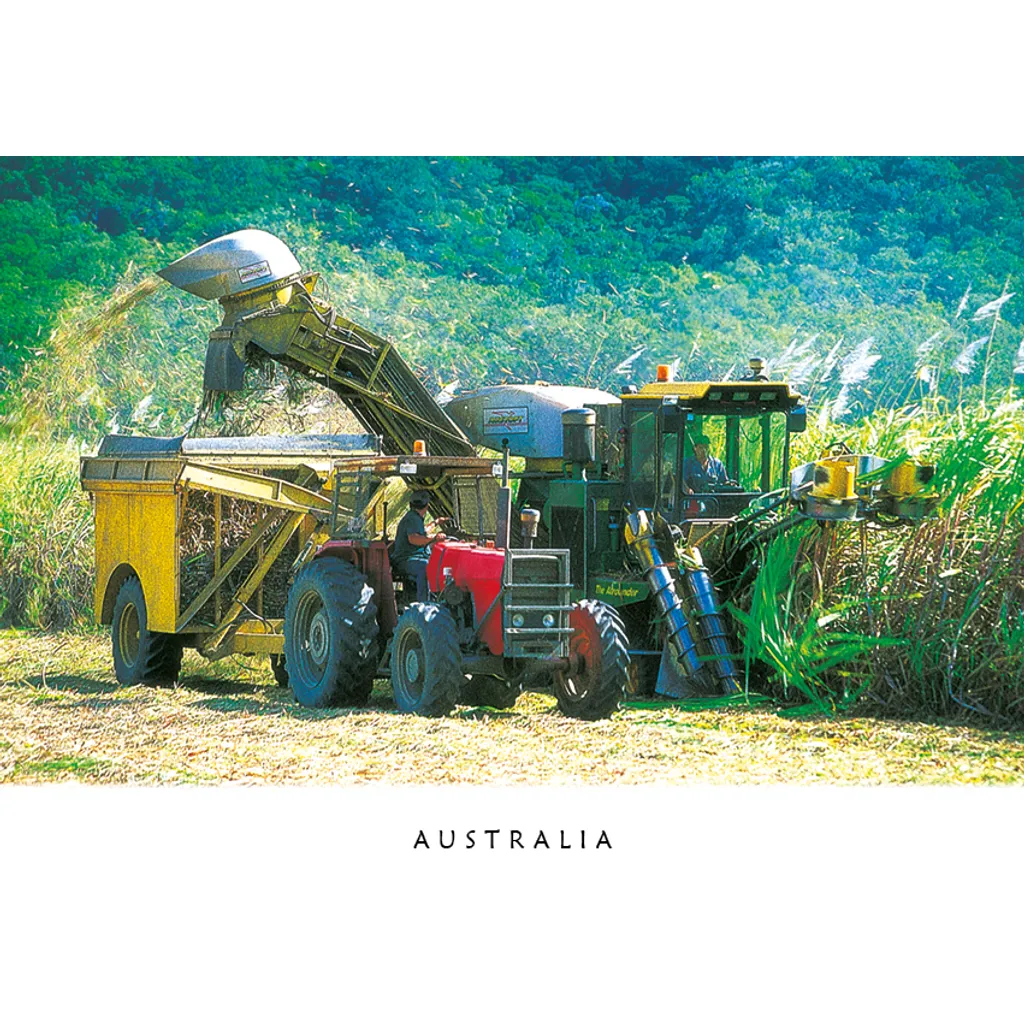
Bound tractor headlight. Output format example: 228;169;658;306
512;613;525;627
542;613;556;628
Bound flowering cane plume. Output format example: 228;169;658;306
953;337;985;374
839;338;880;385
130;394;154;424
613;346;646;375
434;379;460;405
831;384;853;418
767;334;816;377
1013;339;1024;376
815;398;831;431
955;283;972;319
916;330;943;362
972;292;1015;321
817;339;844;382
912;331;943;394
789;351;819;389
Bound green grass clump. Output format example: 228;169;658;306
0;439;94;629
14;756;110;779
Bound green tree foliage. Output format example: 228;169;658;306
2;156;1023;419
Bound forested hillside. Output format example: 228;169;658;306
2;156;1022;441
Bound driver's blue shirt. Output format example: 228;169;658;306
393;508;428;571
682;455;727;493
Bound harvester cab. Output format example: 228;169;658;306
621;359;807;526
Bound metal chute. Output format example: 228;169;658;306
157;229;301;300
159;230;478;516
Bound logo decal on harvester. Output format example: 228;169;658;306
594;580;643;601
238;260;272;284
483;407;529;435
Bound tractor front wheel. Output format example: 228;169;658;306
283;557;380;708
555;600;629;720
110;575;182;687
391;603;462;716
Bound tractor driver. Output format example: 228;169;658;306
392;490;447;601
682;433;728;493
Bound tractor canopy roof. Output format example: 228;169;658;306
624;379;803;415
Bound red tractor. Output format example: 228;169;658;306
277;453;629;720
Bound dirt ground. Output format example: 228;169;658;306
2;629;1023;784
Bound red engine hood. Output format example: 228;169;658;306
427;542;506;655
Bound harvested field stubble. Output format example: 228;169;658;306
2;631;1024;785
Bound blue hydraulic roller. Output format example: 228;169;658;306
623;509;740;696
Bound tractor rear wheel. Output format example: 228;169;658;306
110;575;182;687
391;603;462;716
555;600;629;720
460;675;520;710
283;557;379;708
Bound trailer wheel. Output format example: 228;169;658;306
555;600;629;720
284;558;379;708
268;654;289;687
391;603;462;716
110;575;182;687
461;675;520;710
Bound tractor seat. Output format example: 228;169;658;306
386;540;418;593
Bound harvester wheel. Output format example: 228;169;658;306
391;603;462;716
110;575;182;687
555;600;629;720
283;557;380;709
269;654;289;687
460;675;520;710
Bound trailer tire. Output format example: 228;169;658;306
391;603;462;716
283;558;379;709
555;600;629;720
111;575;182;687
461;675;520;710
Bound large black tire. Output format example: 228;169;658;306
555;600;629;720
460;675;520;710
283;557;380;709
391;603;462;716
110;575;182;686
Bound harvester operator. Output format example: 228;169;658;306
392;490;447;600
683;433;728;493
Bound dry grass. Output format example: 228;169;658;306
2;630;1023;785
